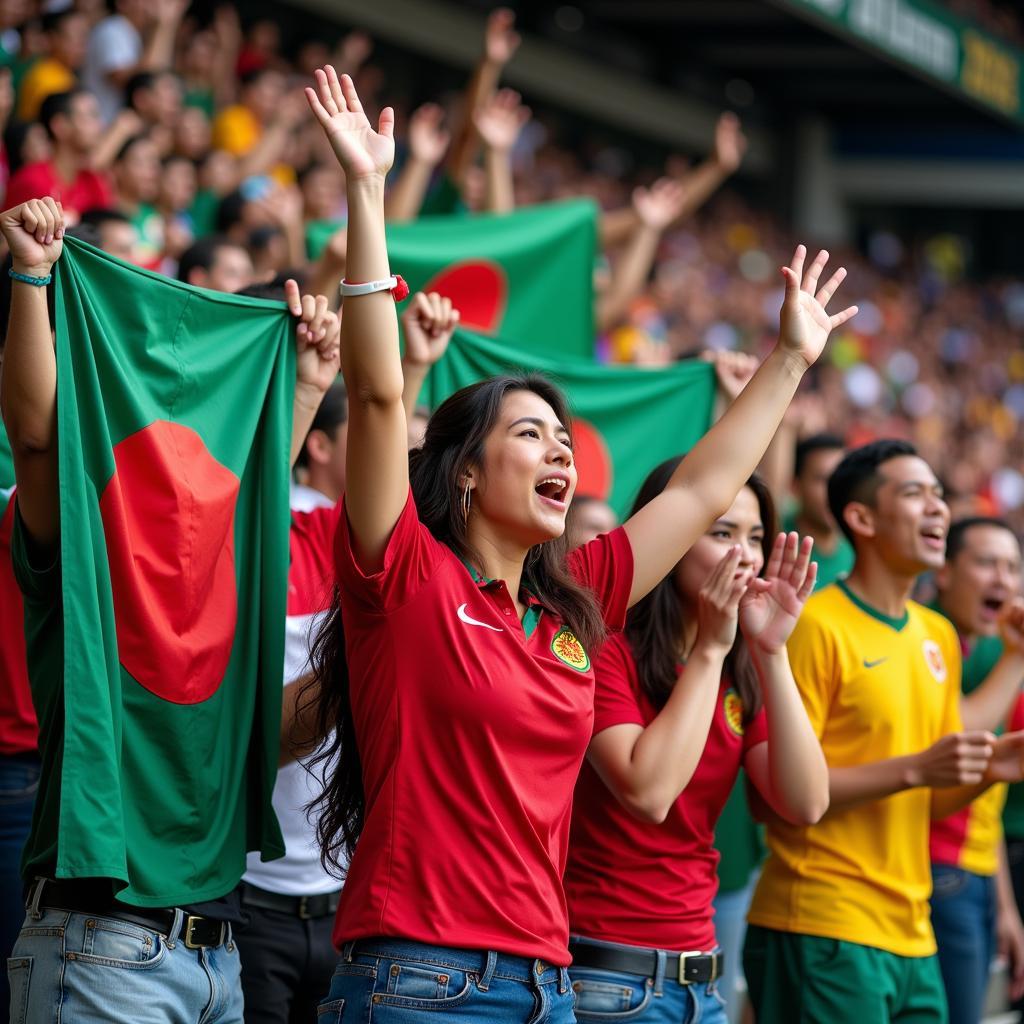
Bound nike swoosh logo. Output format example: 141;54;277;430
457;603;503;632
863;657;888;668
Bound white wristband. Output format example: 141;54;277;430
338;276;398;298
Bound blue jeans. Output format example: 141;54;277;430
0;753;39;1024
569;936;726;1024
7;907;243;1023
711;871;758;1024
319;938;575;1023
929;864;994;1024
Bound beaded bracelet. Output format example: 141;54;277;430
8;268;52;286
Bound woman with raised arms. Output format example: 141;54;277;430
301;65;856;1024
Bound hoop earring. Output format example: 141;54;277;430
462;483;472;523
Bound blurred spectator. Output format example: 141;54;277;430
6;88;112;217
77;207;139;262
177;234;253;293
16;7;89;122
125;69;182;157
112;133;163;267
82;0;185;124
212;66;284;158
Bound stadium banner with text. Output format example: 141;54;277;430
772;0;1024;124
308;198;599;361
422;327;716;517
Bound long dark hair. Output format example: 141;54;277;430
623;456;776;724
300;373;606;875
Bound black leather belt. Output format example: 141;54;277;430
569;941;723;985
239;882;341;920
26;877;228;949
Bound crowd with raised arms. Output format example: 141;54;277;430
1;5;1024;1024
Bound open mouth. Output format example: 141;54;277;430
535;476;569;506
981;596;1006;618
920;525;945;549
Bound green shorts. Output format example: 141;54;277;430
742;925;947;1024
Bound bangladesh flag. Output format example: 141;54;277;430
308;199;598;360
0;419;12;490
49;236;292;904
423;328;716;516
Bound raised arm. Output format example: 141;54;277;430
473;88;529;214
446;8;520;187
386;103;450;224
285;278;341;466
587;548;744;824
400;291;459;428
960;600;1024;731
0;198;65;549
596;177;686;332
739;533;829;825
305;67;404;571
622;245;857;607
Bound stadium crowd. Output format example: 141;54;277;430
2;4;1024;1024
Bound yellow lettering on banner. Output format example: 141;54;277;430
961;31;1020;116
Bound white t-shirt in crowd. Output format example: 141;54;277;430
82;15;140;124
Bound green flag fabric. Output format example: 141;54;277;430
49;236;292;904
309;199;598;360
423;328;716;516
0;420;12;491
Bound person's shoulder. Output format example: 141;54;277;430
10;160;53;185
799;583;844;624
909;599;959;644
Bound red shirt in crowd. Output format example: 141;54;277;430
565;632;767;952
5;160;114;218
332;491;633;965
0;488;38;755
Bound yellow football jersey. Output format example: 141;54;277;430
748;581;962;957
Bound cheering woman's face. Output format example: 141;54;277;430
674;485;765;603
469;390;577;549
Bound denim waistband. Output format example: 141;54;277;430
342;937;569;986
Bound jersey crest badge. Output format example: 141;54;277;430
723;688;744;736
551;628;590;671
923;639;947;683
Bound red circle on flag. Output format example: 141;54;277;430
99;420;240;705
421;260;507;334
572;419;613;501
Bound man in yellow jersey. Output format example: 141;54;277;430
930;517;1024;1024
744;439;1024;1023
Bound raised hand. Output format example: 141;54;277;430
999;598;1024;655
713;112;747;174
408;103;450;167
402;291;460;369
739;532;817;655
304;66;394;181
0;198;65;277
632;177;688;231
704;349;759;403
693;546;747;656
474;88;530;153
485;7;520;65
778;245;858;369
286;279;341;396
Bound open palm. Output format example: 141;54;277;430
304;66;394;180
778;245;858;369
739;532;816;654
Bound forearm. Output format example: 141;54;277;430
483;148;514;214
447;59;501;183
385;158;434;223
596;225;660;332
92;121;136;171
930;781;992;820
291;383;324;466
754;649;829;823
758;420;797;510
672;347;805;516
998;840;1020;918
141;18;179;72
828;756;920;812
342;177;404;404
961;652;1024;731
614;647;725;820
670;159;729;226
279;672;322;766
600;206;639;248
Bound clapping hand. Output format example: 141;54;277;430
739;532;817;655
